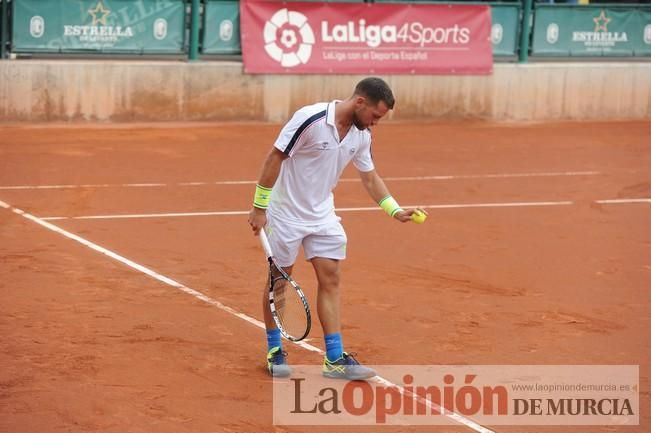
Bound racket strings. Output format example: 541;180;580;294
270;273;287;311
269;266;309;340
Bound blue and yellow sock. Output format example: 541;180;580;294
325;333;343;361
266;328;282;352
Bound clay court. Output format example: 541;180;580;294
0;120;650;433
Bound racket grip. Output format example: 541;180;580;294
259;228;273;259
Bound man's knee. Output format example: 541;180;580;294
312;258;341;290
320;272;340;291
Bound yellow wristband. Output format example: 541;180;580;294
253;184;272;209
378;195;403;218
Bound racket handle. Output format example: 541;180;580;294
259;228;273;259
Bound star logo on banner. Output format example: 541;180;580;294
88;1;111;26
593;10;611;32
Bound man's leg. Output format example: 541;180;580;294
306;223;345;359
311;257;375;380
310;257;341;336
311;257;344;361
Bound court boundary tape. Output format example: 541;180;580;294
0;198;494;433
39;198;651;221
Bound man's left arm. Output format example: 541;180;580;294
358;169;427;223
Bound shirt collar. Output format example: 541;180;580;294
326;100;341;127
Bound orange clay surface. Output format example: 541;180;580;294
0;121;650;433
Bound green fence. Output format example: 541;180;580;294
491;4;520;56
532;5;651;56
202;0;240;54
12;0;185;53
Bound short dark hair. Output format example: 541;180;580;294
354;77;395;110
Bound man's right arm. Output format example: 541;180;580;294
248;147;288;235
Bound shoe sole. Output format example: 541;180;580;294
323;371;376;380
269;366;292;378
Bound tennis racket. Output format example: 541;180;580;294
259;229;311;342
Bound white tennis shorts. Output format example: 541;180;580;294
265;216;347;267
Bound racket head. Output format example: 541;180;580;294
267;256;311;342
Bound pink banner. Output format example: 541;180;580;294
240;0;493;75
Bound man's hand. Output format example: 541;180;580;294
394;208;428;223
248;207;267;235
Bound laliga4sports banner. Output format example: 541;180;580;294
240;0;493;74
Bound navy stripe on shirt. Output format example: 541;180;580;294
283;109;327;156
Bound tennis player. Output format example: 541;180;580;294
248;77;426;379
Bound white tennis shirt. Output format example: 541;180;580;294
268;100;375;225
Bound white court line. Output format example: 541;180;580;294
367;171;602;182
43;210;252;221
40;199;640;221
338;201;576;212
0;171;601;191
596;198;651;204
40;201;568;221
0;198;494;433
41;198;651;222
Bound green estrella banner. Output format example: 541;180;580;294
532;5;651;57
12;0;185;53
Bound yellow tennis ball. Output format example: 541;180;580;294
411;210;426;224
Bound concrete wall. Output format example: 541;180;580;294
1;60;650;122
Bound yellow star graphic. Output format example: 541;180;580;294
88;1;111;26
593;10;611;33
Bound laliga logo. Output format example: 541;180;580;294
264;9;314;67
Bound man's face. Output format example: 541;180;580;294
352;97;390;130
